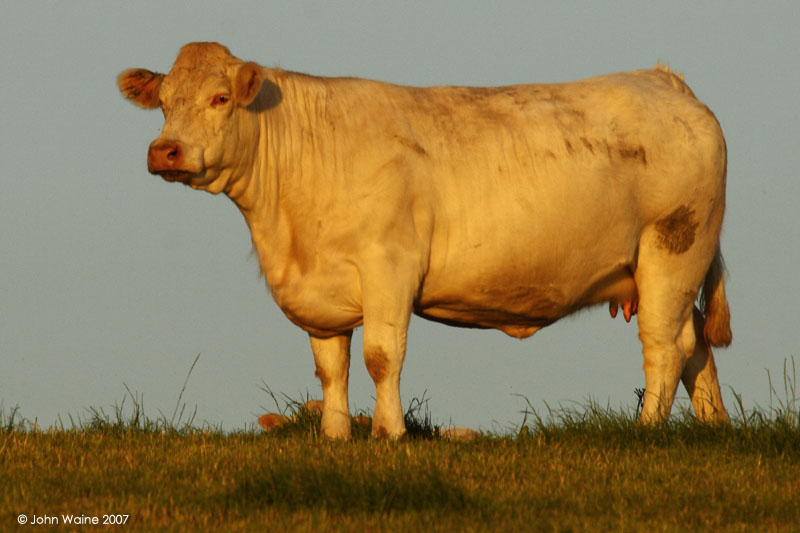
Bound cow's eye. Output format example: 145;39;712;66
211;93;230;107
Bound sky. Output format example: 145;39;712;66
2;2;798;432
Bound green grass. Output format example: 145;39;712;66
2;361;799;532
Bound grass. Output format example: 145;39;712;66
2;360;799;532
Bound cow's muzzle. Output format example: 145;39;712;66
147;140;197;183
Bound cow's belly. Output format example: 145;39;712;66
415;167;643;337
416;244;638;338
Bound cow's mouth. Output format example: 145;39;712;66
156;170;195;183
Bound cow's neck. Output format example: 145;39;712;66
227;70;333;209
226;71;333;287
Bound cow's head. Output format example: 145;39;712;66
118;43;266;193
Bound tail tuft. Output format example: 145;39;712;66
700;249;732;347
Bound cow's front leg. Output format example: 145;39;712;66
310;332;353;439
363;320;410;439
360;258;419;439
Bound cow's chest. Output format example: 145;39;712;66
259;246;364;336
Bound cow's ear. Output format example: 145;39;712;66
234;62;264;107
118;68;164;109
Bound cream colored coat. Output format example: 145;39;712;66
119;42;731;438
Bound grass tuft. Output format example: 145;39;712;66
257;384;443;440
403;391;441;440
0;404;28;432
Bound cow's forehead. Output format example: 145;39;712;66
161;67;232;101
160;42;241;97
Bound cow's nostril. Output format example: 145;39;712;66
147;141;187;176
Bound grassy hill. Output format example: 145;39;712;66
2;363;798;531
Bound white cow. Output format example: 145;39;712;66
119;43;731;438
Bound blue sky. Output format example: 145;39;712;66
2;2;798;431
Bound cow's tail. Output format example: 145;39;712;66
700;247;732;347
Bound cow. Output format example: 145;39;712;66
118;42;731;439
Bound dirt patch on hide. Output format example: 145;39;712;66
617;143;647;166
314;366;331;388
364;347;389;382
655;205;698;254
394;135;428;157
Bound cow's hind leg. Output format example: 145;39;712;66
635;245;708;423
310;332;353;439
680;307;728;422
636;305;691;423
